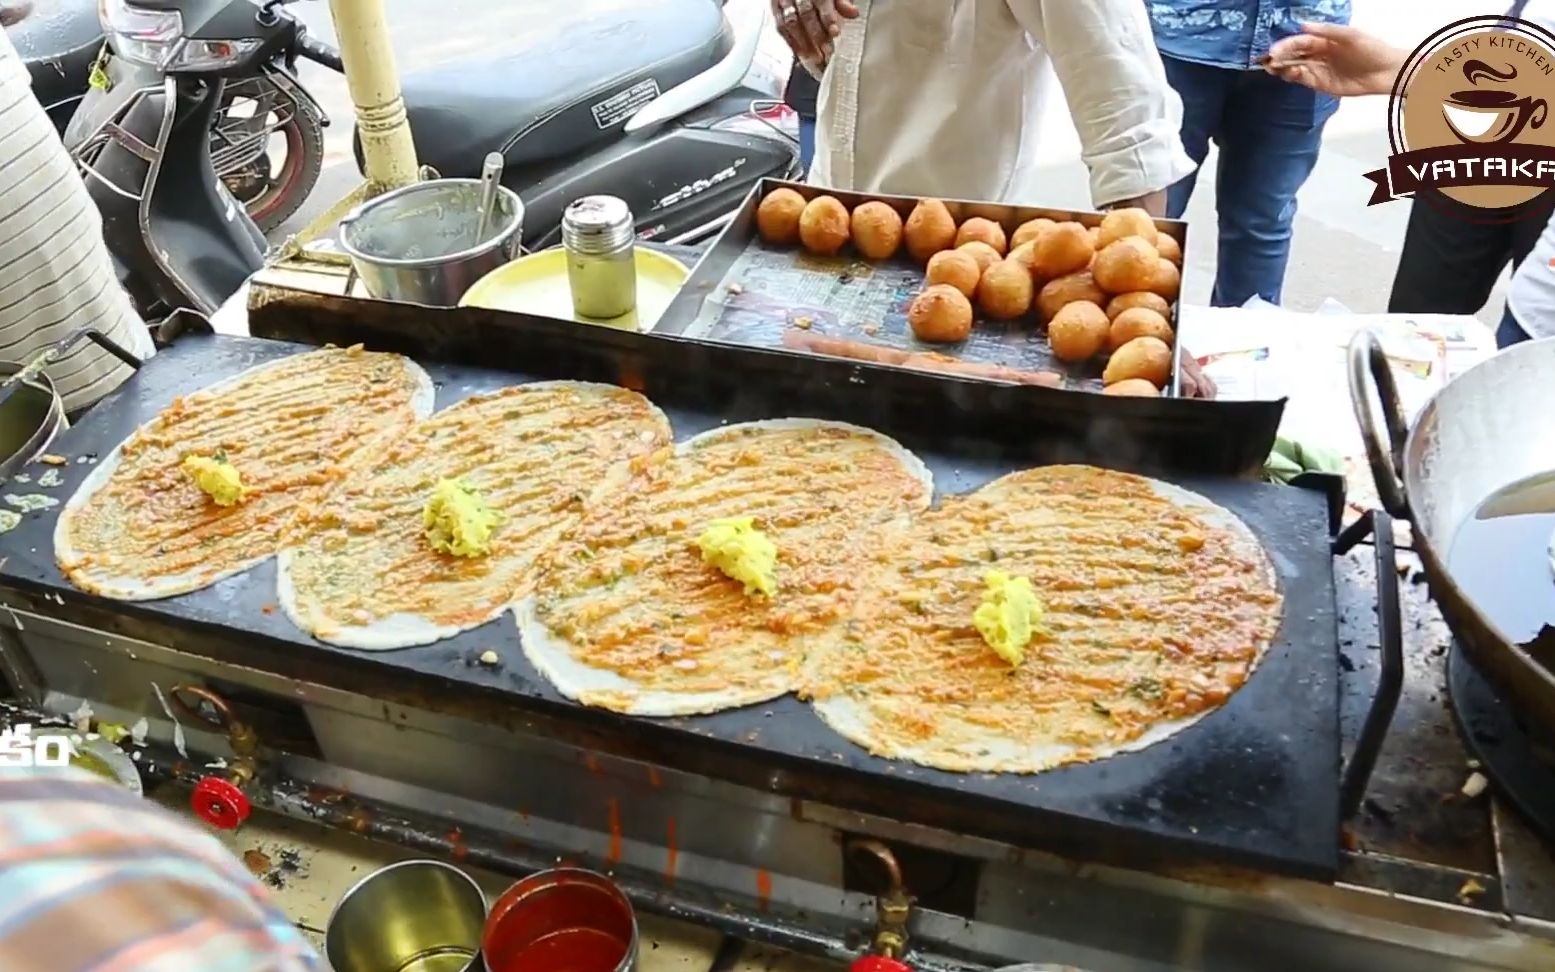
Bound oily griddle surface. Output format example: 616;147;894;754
0;336;1338;879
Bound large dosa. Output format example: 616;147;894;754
278;382;672;650
803;465;1282;773
55;347;434;600
516;419;934;716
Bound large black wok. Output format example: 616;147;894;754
1349;331;1555;732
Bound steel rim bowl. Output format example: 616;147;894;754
339;179;525;307
26;731;143;795
0;360;64;481
325;858;487;972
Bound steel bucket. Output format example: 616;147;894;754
325;859;487;972
1349;331;1555;733
339;179;524;307
0;361;65;482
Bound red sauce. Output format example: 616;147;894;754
490;928;628;972
606;799;622;864
484;875;635;972
755;869;772;911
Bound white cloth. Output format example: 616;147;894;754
1499;0;1555;338
0;30;154;413
809;0;1196;206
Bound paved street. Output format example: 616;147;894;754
281;0;1505;326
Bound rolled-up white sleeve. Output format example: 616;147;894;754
1006;0;1197;206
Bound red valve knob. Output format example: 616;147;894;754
850;957;911;972
192;776;250;830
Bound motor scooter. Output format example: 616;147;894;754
6;0;102;131
64;0;339;315
10;0;328;231
362;0;801;249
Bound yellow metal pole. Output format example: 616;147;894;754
325;0;419;194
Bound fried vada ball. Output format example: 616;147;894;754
1047;300;1111;362
1011;218;1055;251
1104;336;1174;388
925;249;982;298
1087;226;1101;249
908;284;974;343
977;260;1034;320
1148;258;1182;301
1006;241;1038;274
756;187;806;245
1108;307;1175;351
1031;222;1094;280
1036;269;1106;322
798;195;851;255
1156;233;1183;266
1098;207;1159;249
851;201;904;260
1092;236;1160;295
1103;378;1161;397
905;198;958;262
957;241;1002;274
1106;291;1174;323
954;217;1008;255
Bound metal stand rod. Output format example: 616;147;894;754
1335;510;1404;819
324;0;418;194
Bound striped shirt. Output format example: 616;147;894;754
0;766;324;972
1;30;154;414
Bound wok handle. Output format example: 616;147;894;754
32;326;141;372
1335;510;1404;820
83;329;143;371
1346;330;1410;519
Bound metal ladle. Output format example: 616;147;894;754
473;152;505;245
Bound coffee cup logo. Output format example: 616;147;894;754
1443;60;1548;145
1369;16;1555;219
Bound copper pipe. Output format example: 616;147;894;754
169;683;237;729
847;838;906;894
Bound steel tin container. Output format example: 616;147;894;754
562;195;638;320
482;868;638;972
325;859;487;972
339;179;525;307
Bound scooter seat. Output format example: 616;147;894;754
8;0;103;109
400;0;729;178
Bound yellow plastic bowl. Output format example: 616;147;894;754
459;247;690;332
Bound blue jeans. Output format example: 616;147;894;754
798;116;816;174
1498;305;1531;348
1163;57;1339;308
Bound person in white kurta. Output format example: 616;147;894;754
779;0;1195;210
0;15;154;414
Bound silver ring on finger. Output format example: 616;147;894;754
781;4;798;20
796;0;814;10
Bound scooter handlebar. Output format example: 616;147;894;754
295;32;343;72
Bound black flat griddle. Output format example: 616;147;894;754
0;324;1339;880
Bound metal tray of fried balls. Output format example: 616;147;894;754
752;186;1184;396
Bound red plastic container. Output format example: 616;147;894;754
482;868;638;972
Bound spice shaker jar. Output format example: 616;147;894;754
562;195;637;320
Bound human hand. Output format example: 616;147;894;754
1264;22;1407;98
1178;349;1217;400
772;0;859;67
